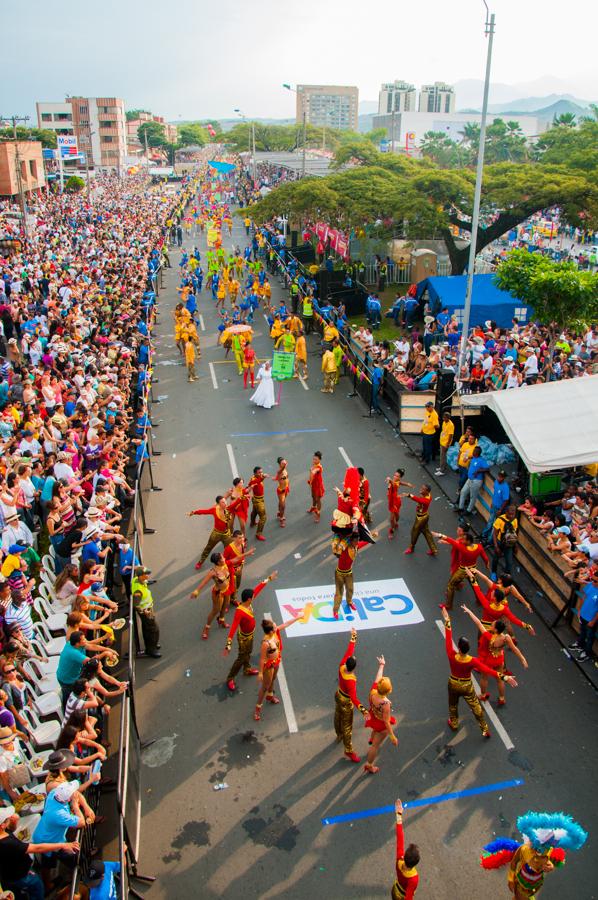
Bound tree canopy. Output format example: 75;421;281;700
137;121;167;147
126;109;151;121
177;123;208;146
247;124;598;274
495;249;598;338
0;127;57;148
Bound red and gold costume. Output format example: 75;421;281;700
442;537;489;607
471;582;530;633
333;539;368;616
334;635;367;753
248;472;267;536
359;475;371;523
477;629;505;671
225;580;267;680
388;480;402;515
243;343;256;389
444;617;506;734
365;681;396;733
392;815;419;899
193;499;240;565
406;493;437;554
308;461;325;500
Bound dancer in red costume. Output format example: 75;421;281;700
254;612;303;720
189;493;241;569
357;467;371;524
465;570;536;637
392;798;420;899
386;469;413;539
190;551;231;639
432;529;489;608
243;341;256;389
224;571;277;691
307;450;325;521
440;604;518;738
334;627;368;763
461;604;528;705
364;654;398;774
223;530;254;606
403;484;437;555
273;457;290;527
230;478;250;535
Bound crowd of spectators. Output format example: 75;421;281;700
0;172;178;897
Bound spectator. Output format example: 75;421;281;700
569;571;598;662
491;504;519;578
481;470;510;544
435;412;455;477
458;446;490;515
420;401;439;464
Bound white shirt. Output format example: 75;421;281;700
54;462;75;481
523;354;539;376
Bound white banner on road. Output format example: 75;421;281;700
275;579;424;637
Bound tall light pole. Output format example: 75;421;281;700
282;84;306;178
458;3;496;381
1;114;30;240
234;108;256;186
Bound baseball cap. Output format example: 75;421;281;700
0;806;16;824
85;860;105;886
134;565;151;577
54;780;81;802
8;544;26;554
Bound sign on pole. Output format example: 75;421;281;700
57;135;79;157
272;351;295;381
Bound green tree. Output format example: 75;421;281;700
126;109;151;121
177;123;207;146
65;175;85;193
138;121;167;148
495;249;598;358
552;112;576;127
534;119;598;172
419;131;462;168
0;127;57;148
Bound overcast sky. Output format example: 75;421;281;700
2;0;596;122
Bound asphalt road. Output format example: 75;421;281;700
132;213;598;900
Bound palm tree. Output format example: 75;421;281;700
553;112;576;127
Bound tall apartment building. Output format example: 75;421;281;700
0;142;46;197
296;85;359;132
378;81;417;115
37;97;127;170
419;82;455;114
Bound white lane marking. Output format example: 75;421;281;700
199;314;206;332
263;313;270;328
297;373;309;391
208;362;218;390
435;620;515;751
265;611;298;734
338;446;353;468
226;443;239;479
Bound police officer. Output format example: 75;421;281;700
301;293;313;334
131;566;161;658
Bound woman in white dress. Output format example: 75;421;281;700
250;361;276;409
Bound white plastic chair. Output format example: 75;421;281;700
33;621;65;657
38;579;58;604
21;744;53;780
40;554;56;579
13;812;41;840
22;659;60;695
22;706;61;749
27;677;62;718
33;596;67;634
28;641;60;674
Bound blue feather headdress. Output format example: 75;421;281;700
517;811;588;852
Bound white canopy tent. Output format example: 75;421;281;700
461;375;598;472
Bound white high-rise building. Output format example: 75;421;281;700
419;82;455;114
378;81;417;115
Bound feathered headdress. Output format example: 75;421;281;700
480;811;587;870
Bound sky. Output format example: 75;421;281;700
2;0;597;123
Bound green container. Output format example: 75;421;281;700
529;472;562;498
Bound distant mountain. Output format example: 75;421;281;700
531;99;592;123
487;93;591;114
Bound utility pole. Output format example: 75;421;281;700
458;4;496;380
2;115;30;240
390;94;396;152
251;121;256;186
302;108;306;178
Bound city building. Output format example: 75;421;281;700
296;85;359;132
126;112;178;156
37;96;127;171
372;110;545;153
378;81;417;115
419;82;456;114
0;141;46;197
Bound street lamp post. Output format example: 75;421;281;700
457;3;496;380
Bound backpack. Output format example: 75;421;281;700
500;517;518;547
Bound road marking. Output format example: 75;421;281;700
199;315;205;332
338;446;353;468
321;778;524;826
226;443;239;479
297;374;309;391
230;428;329;438
435;620;515;751
265;612;298;734
208;362;218;390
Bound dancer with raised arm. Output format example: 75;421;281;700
254;612;303;721
391;798;420;899
364;654;398;774
334;627;368;763
461;604;528;705
223;571;277;692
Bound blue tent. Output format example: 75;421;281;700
416;274;531;329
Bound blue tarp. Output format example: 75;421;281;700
416;274;531;329
207;160;236;173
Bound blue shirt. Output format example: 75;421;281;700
491;480;510;510
56;642;87;685
33;789;80;844
90;861;121;899
467;457;489;480
82;540;101;564
578;583;598;623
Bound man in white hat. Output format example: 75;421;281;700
0;800;79;899
32;778;87;891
